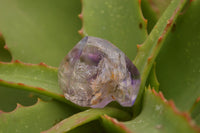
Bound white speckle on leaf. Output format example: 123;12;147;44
155;104;163;113
134;120;144;124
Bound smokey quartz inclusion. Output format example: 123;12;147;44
58;36;141;108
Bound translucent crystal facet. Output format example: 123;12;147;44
58;36;141;108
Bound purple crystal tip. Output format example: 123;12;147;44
58;36;141;108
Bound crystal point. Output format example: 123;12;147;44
58;36;141;108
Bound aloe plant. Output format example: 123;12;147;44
0;0;200;132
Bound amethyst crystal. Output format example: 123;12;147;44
58;36;141;108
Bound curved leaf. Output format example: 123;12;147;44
155;0;200;111
0;0;81;66
0;61;84;110
101;115;131;133
0;61;60;93
101;89;200;133
43;107;131;133
67;120;107;133
0;85;37;112
133;0;187;116
81;0;147;59
0;99;80;133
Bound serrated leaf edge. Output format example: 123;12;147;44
101;115;132;133
42;107;131;133
100;88;200;133
138;0;148;34
78;0;86;37
0;60;57;70
132;0;187;117
0;78;85;111
150;88;200;133
0;98;42;114
0;60;85;110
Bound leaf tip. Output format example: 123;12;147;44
102;115;131;133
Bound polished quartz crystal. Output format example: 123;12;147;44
58;36;141;108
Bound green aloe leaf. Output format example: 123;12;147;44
0;85;37;112
0;33;11;62
67;120;107;133
142;0;172;19
0;0;199;132
191;98;200;126
0;99;80;133
100;115;131;133
81;0;147;59
0;61;60;93
141;0;157;33
43;107;131;133
101;89;199;133
0;61;84;110
133;0;186;115
0;61;59;111
141;0;172;33
0;0;81;67
146;63;160;92
155;0;200;111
